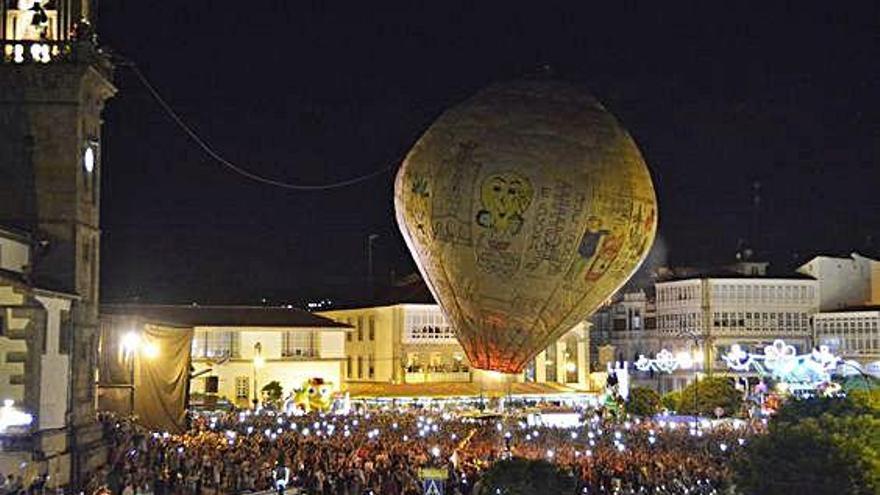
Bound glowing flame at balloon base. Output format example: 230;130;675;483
472;369;518;389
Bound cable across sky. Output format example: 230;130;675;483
125;61;395;191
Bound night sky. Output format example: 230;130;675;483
95;2;879;306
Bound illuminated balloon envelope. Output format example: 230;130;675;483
395;80;657;373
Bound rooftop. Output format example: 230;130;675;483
0;224;30;243
657;269;816;283
101;304;352;330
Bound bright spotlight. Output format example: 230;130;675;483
121;332;141;353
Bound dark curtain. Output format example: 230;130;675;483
134;324;193;432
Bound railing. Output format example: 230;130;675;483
280;349;319;359
404;371;471;383
1;39;112;77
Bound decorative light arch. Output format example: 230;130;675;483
721;339;840;387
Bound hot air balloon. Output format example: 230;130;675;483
395;80;657;374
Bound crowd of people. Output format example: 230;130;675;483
83;404;759;495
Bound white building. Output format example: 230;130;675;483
101;305;350;409
814;307;880;367
590;290;659;369
797;253;880;311
0;226;79;486
647;273;819;390
320;304;594;396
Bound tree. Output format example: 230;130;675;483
674;376;742;417
627;387;661;417
477;458;575;495
734;414;880;494
838;374;880;394
660;390;681;411
261;380;283;405
774;391;879;424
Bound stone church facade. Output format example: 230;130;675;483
0;1;114;488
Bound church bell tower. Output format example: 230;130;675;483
0;0;115;482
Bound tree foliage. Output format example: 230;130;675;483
477;458;575;495
666;376;742;417
627;386;661;417
734;413;880;494
660;390;681;411
261;380;283;404
774;391;879;424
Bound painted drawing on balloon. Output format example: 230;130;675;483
523;180;586;276
564;215;615;282
476;248;520;277
474;172;534;238
474;170;534;276
432;141;480;246
623;203;655;264
408;175;431;237
584;229;624;281
578;216;610;260
411;176;429;198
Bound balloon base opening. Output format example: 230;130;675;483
472;369;518;392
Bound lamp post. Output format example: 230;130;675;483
366;234;379;300
121;332;140;416
692;344;701;426
253;342;264;409
676;327;702;427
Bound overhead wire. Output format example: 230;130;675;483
119;59;396;191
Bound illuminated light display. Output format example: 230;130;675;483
722;339;841;387
0;399;33;432
634;349;680;373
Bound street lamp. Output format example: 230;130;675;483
366;234;380;300
253;342;264;409
676;328;703;427
121;331;159;416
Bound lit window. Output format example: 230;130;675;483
235;376;250;400
282;330;314;357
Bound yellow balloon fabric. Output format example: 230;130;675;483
395;80;657;373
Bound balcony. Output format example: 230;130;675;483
404;371;471;384
1;39;112;78
281;348;318;359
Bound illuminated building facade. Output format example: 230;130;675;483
589;290;659;370
814;307;880;366
592;264;820;391
319;304;592;391
654;275;818;389
796;253;880;311
100;305;351;410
